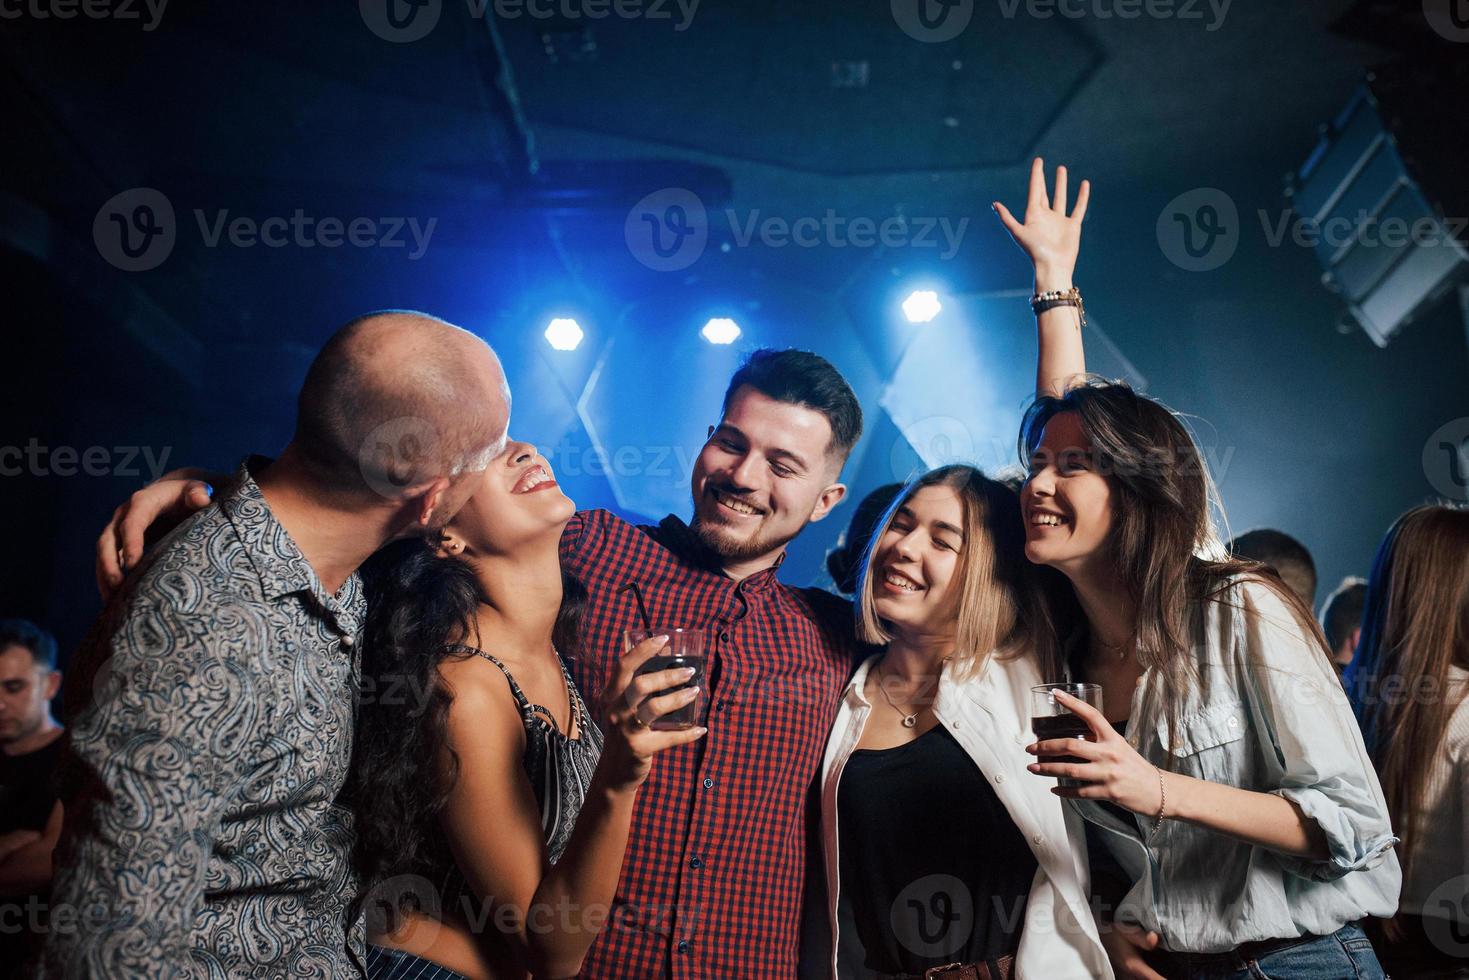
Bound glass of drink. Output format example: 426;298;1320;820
625;628;707;731
1030;683;1103;788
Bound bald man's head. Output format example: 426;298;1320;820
292;311;510;512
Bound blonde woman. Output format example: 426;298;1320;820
817;161;1111;980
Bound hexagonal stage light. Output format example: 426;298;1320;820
901;290;942;324
700;317;742;344
544;317;585;351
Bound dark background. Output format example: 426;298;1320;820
3;0;1467;672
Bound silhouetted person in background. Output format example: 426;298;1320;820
824;482;902;595
1321;576;1368;676
0;618;64;974
1349;504;1469;978
1229;527;1318;607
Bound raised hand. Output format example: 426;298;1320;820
993;157;1091;293
599;634;708;794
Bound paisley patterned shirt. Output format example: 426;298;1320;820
45;461;366;979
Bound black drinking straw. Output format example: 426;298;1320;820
617;581;652;632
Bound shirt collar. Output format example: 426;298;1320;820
219;457;364;631
652;514;786;593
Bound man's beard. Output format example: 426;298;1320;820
690;512;802;564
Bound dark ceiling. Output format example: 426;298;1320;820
3;0;1393;349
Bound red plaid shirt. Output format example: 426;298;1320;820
560;510;857;979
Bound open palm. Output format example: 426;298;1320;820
994;157;1090;289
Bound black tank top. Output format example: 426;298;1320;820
837;724;1035;975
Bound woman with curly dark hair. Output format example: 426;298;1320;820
351;440;705;980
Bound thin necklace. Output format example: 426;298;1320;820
1091;632;1133;661
874;660;925;729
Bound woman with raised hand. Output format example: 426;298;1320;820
995;170;1400;979
353;440;705;980
817;163;1112;980
1349;503;1469;978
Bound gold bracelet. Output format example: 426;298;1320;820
1149;766;1167;840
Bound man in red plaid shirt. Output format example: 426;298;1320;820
94;347;865;979
560;348;864;979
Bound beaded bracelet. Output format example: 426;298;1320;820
1030;286;1086;328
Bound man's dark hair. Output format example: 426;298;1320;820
0;618;58;670
1228;528;1318;604
1322;576;1368;653
721;349;863;460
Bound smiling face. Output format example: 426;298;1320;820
868;484;966;637
1020;410;1116;575
689;385;847;569
440;437;576;558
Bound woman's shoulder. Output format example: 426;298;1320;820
438;653;528;732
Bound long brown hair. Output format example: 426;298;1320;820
1350;504;1469;900
854;465;1071;681
1018;379;1333;757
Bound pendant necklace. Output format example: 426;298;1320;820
875;660;923;728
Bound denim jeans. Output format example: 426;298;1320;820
1155;923;1386;980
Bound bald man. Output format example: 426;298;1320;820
44;312;508;979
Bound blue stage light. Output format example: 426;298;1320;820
544;317;584;351
902;290;942;324
701;317;742;344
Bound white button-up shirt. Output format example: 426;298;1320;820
818;649;1113;979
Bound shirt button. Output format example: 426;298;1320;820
716;699;728;711
1227;717;1238;729
339;634;355;647
719;631;730;643
994;773;1006;784
1032;834;1045;845
702;777;714;789
676;940;690;955
951;720;961;730
690;855;703;869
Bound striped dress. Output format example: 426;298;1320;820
366;647;603;980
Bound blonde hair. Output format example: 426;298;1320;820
855;465;1055;680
